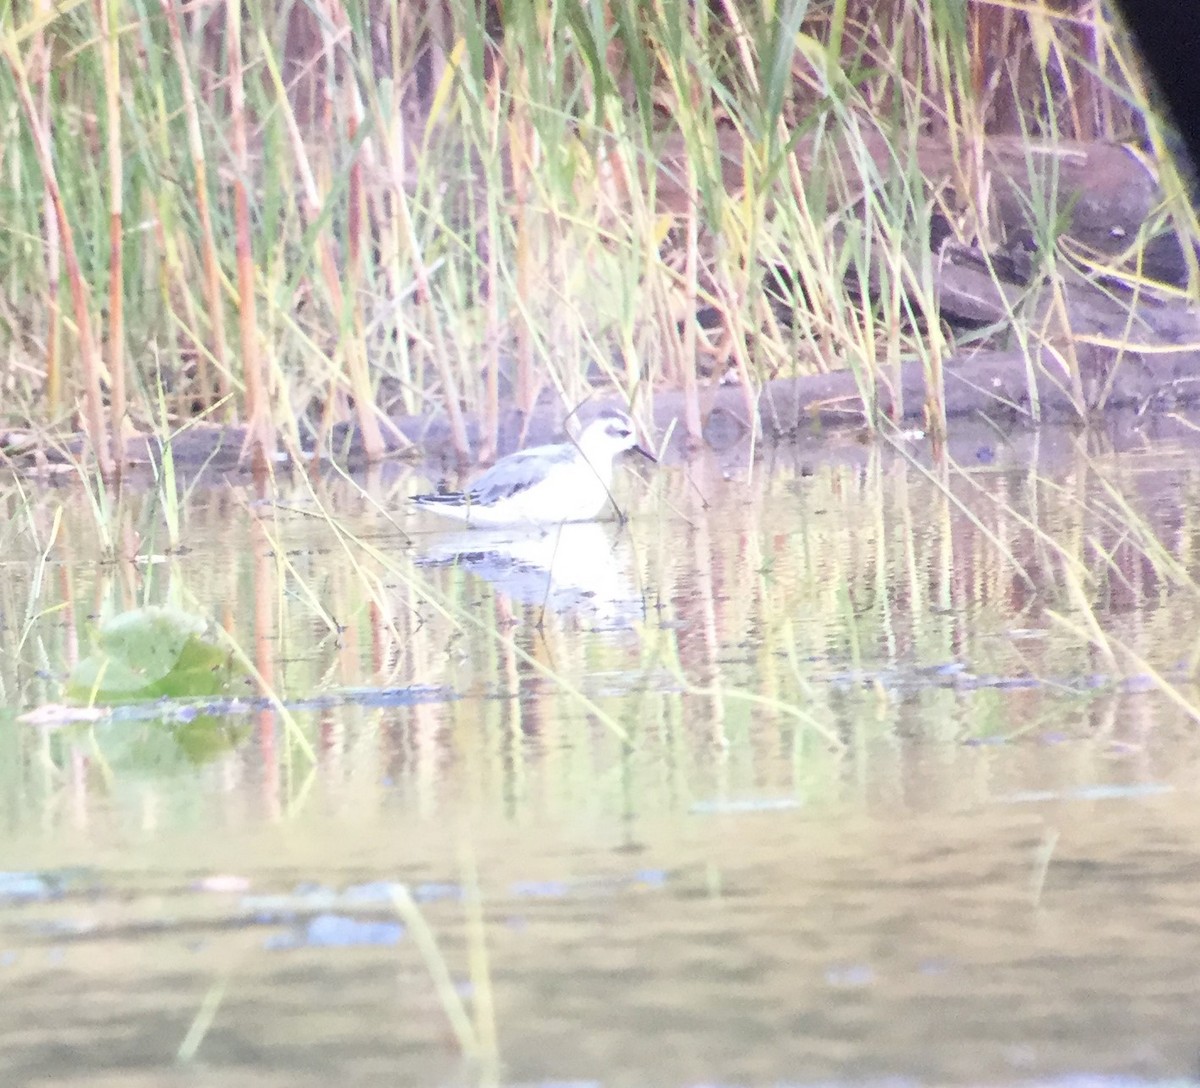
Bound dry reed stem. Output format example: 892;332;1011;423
678;5;703;444
344;115;386;461
99;0;125;469
475;59;504;461
327;0;385;461
709;0;772;434
28;9;61;411
226;0;274;467
390;168;470;461
362;83;415;418
163;0;228;414
344;115;386;459
483;180;502;463
266;19;394;459
355;30;467;459
509;82;538;417
3;41;114;478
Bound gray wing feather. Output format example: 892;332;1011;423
465;444;574;504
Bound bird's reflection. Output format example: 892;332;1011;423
416;521;645;630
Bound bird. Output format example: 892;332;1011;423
411;408;657;528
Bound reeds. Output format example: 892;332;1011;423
3;36;112;476
0;1;1180;462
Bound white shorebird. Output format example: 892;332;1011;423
412;408;656;528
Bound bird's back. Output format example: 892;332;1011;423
412;440;613;526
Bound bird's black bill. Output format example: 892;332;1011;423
631;443;657;463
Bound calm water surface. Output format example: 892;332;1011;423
3;420;1200;1087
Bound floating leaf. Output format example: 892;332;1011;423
69;606;242;704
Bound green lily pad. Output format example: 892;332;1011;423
69;606;242;703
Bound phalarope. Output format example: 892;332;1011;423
412;408;656;527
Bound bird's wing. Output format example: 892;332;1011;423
465;444;574;505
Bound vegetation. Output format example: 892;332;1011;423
2;0;1195;777
0;0;1181;474
2;8;1198;1078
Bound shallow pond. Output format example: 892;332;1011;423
4;416;1200;1087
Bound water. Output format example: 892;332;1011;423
3;418;1200;1086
